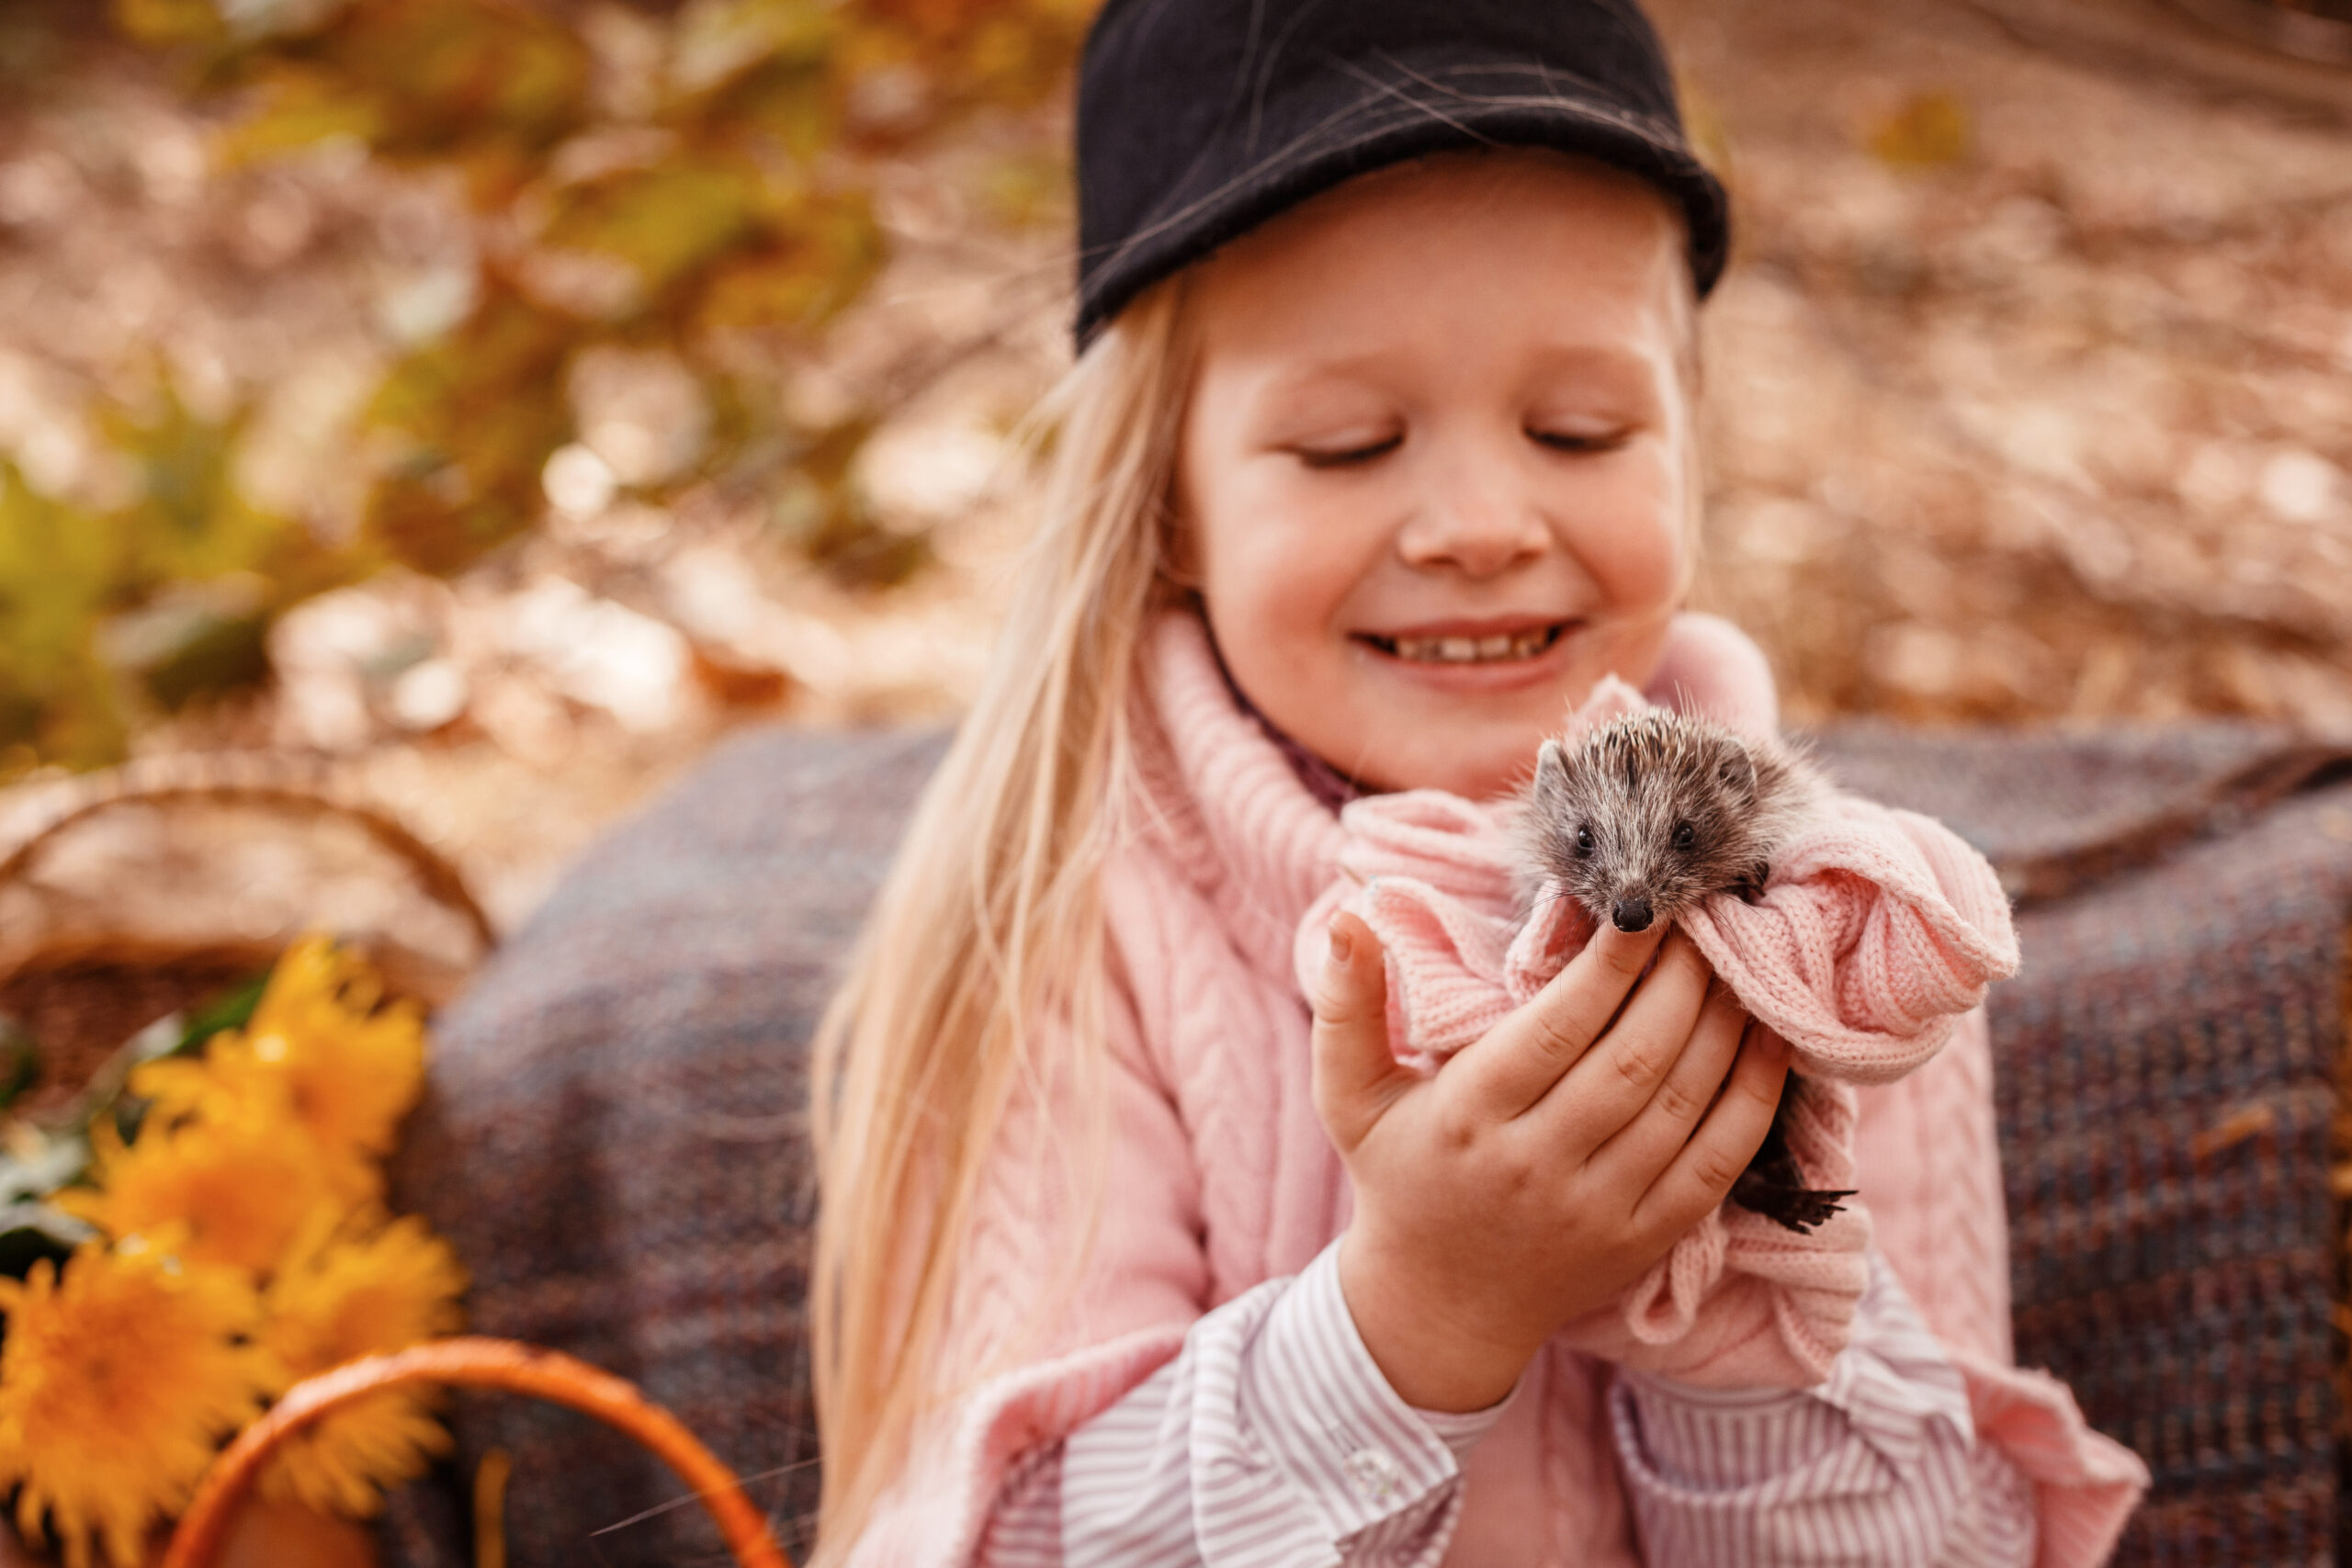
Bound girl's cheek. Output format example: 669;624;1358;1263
1218;523;1353;665
1212;469;1370;629
1573;444;1687;617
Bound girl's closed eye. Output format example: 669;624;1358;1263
1527;421;1630;455
1294;426;1404;468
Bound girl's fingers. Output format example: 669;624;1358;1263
1309;911;1408;1150
1524;929;1715;1146
1631;1022;1792;1235
1451;921;1667;1120
1584;979;1749;1186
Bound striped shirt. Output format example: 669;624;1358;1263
978;1247;2036;1567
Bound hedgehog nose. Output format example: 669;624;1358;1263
1611;897;1653;933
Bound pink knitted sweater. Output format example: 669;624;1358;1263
855;610;2147;1567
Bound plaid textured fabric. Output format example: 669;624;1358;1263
1821;725;2352;1567
386;727;950;1564
384;722;2352;1566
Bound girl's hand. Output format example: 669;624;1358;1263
1312;910;1791;1414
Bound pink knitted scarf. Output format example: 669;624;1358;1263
1290;674;2021;1388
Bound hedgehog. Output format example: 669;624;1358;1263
1518;709;1851;1234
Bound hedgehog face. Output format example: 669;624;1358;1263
1526;715;1765;932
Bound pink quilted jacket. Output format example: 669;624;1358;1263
853;610;2148;1567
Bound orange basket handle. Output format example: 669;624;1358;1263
162;1337;791;1568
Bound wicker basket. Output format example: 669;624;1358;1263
0;753;497;1115
0;757;793;1565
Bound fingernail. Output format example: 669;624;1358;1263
1329;916;1353;964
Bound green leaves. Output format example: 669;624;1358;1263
201;0;592;198
0;1021;38;1115
95;392;293;714
362;277;575;575
6;0;1098;771
98;386;285;581
0;462;126;772
541;153;773;302
1867;91;1971;171
695;192;886;336
0;975;267;1284
0;385;360;773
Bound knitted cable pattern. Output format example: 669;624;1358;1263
821;612;2143;1566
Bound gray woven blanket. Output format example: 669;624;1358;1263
386;723;2352;1567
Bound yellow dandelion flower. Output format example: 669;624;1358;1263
125;1055;220;1121
136;936;427;1165
256;1214;468;1518
58;1104;370;1279
0;1242;272;1568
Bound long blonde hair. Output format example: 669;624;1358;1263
808;279;1197;1554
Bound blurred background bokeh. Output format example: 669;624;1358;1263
2;0;2349;939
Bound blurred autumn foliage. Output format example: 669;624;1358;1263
1;0;2348;878
0;0;1089;776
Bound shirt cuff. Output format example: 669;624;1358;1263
1614;1254;1974;1492
1240;1239;1510;1540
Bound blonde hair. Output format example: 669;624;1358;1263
808;278;1197;1555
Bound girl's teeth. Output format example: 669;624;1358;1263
1383;627;1560;663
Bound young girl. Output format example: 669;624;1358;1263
811;2;2150;1562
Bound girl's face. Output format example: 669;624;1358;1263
1176;150;1696;800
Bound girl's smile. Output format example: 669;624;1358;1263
1175;148;1697;800
1351;615;1579;693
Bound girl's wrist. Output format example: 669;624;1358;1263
1335;1226;1535;1415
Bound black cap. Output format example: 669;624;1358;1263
1073;0;1729;346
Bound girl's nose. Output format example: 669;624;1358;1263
1394;470;1549;578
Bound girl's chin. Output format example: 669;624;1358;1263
1256;642;1652;797
1343;729;1555;800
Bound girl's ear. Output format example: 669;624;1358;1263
1159;505;1204;592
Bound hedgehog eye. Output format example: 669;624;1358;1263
1671;820;1696;852
1574;826;1595;857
